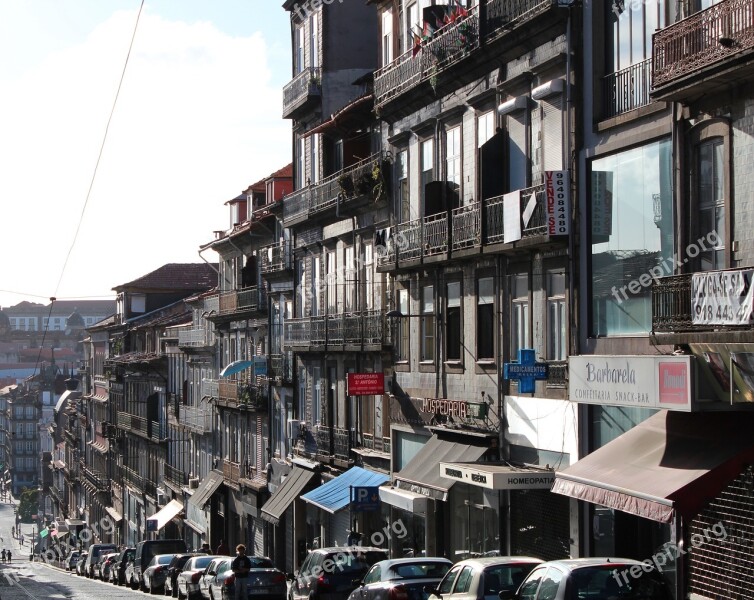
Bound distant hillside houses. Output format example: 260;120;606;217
0;299;115;331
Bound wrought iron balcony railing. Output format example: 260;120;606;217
164;463;188;488
201;378;218;400
260;239;293;275
216;286;267;317
653;0;754;90
452;201;482;250
178;327;216;348
122;465;144;491
284;311;390;350
217;380;268;411
182;405;213;433
83;464;109;492
485;0;556;42
283;66;322;118
603;58;653;119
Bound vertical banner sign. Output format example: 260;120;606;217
546;170;570;235
692;269;754;325
503;190;522;242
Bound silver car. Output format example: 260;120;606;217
427;557;544;600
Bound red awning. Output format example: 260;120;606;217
552;410;754;522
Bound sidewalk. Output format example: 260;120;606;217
0;491;26;564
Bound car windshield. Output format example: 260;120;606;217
330;552;387;574
249;557;274;568
191;556;215;569
155;555;174;565
570;566;672;600
484;564;539;595
389;562;450;580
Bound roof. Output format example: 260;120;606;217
113;263;218;293
267;163;293;180
242;163;293;196
538;558;647;572
2;299;116;317
451;556;544;568
301;466;389;513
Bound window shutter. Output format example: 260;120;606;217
542;96;564;172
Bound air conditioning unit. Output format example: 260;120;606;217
287;419;304;439
188;477;200;489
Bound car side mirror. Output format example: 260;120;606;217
499;592;515;600
424;587;440;598
352;579;362;587
208;570;216;576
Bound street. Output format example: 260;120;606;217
0;495;144;600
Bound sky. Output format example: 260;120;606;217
0;1;293;309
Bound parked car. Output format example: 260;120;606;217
177;554;221;599
166;552;206;597
427;557;544;600
143;553;177;594
110;547;136;585
198;556;232;600
125;558;138;589
133;539;188;591
65;550;81;572
499;558;674;600
84;543;118;578
347;558;453;600
225;556;286;600
289;547;389;600
75;552;89;576
95;552;119;580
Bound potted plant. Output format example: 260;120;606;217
338;173;355;196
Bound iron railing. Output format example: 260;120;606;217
653;0;754;88
182;405;213;433
485;0;556;41
201;378;218;400
83;464;109;492
424;212;449;256
165;463;188;488
333;426;350;460
123;466;145;491
260;240;292;274
652;273;694;332
603;58;653;118
218;286;266;315
452;201;482;250
282;66;321;116
284;311;389;349
117;412;149;437
218;380;267;411
178;327;215;348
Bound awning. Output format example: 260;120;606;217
103;508;122;524
146;499;184;530
54;390;81;414
55;530;70;538
301;467;389;513
261;466;318;525
65;518;86;527
395;435;489;501
552;411;754;523
219;359;254;378
188;471;224;509
379;485;428;513
438;463;555;490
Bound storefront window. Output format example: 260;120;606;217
391;507;426;558
449;483;499;558
590;139;673;336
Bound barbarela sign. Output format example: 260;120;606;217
568;355;694;411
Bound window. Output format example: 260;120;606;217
547;272;566;361
541;96;564;172
477;277;494;360
312;367;322;426
590;139;673;336
454;567;474;593
396;288;410;362
364;242;377;310
309;15;319;68
406;2;420;54
438;566;461;595
344;245;356;312
364;565;381;585
327;250;338;314
421;285;435;362
511;274;530;358
446;125;461;195
382;9;393;65
311;133;320;184
446;282;461;362
697;138;725;270
609;0;665;72
298;367;306;419
311;255;320;316
396;149;410;223
421;139;435;212
507;109;528;191
295;26;305;73
297;259;307;317
518;567;545;600
536;568;563;600
478;111;495;148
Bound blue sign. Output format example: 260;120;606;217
503;349;549;394
146;518;157;532
351;486;380;512
253;356;267;377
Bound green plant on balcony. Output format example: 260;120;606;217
371;160;390;203
338;173;355;197
356;171;373;195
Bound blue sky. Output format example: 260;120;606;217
0;1;292;308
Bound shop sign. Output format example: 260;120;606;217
504;349;549;393
421;398;468;418
351;486;380;512
692;269;754;326
253;356;267;377
347;373;384;396
546;170;570;236
568;355;693;411
439;463;555;490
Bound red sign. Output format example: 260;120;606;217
347;373;385;396
658;362;689;405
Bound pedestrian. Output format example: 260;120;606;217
7;549;11;562
1;549;6;562
199;541;211;554
20;534;24;546
231;544;252;600
216;539;230;555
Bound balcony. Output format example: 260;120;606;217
284;310;391;351
260;240;293;277
182;405;213;434
283;154;387;227
269;353;293;383
652;268;754;342
122;465;145;491
217;380;267;411
165;463;188;489
282;66;321;118
82;463;109;492
652;0;754;100
117;411;158;440
178;327;215;350
602;58;654;119
208;286;267;322
222;460;241;484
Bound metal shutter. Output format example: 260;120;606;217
327;509;352;548
285;505;294;573
510;489;570;561
542;95;564;172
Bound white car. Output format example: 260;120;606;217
177;555;221;599
199;557;233;600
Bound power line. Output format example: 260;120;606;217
53;0;146;298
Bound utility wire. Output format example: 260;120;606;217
53;0;146;298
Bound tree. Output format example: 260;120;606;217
18;487;38;523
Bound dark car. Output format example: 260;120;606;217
428;557;544;600
134;539;188;591
143;553;177;594
289;547;389;600
500;558;674;600
111;547;136;585
95;552;119;580
348;558;453;600
65;550;81;572
226;556;286;600
167;552;207;597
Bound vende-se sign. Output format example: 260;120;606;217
347;373;385;396
568;355;694;411
692;269;754;326
546;170;570;236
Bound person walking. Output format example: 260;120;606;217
216;539;230;556
7;549;11;563
1;549;6;562
231;544;252;600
